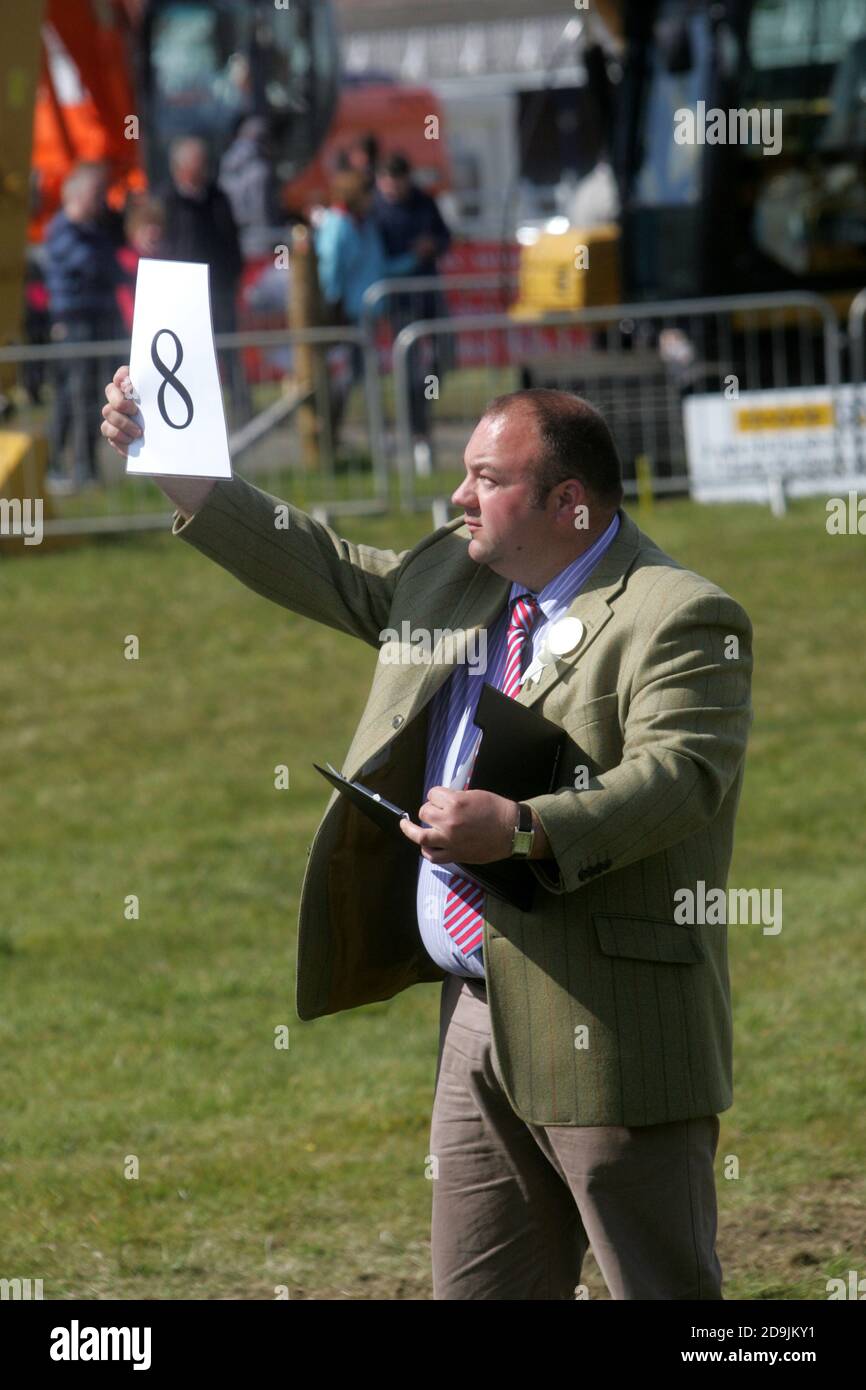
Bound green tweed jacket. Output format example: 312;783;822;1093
171;473;753;1127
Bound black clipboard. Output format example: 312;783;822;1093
314;683;567;911
456;683;565;909
313;761;414;837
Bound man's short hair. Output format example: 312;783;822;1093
482;388;624;508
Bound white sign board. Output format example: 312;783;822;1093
683;385;866;503
125;259;232;480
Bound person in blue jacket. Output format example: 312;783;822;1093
44;164;124;486
372;151;454;471
314;168;421;453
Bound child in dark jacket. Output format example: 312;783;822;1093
45;165;124;486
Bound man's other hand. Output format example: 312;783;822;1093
400;788;510;864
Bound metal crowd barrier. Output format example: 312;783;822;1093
0;286;855;535
0;324;387;537
359;273;519;473
360;272;518;341
847;288;866;384
845;289;866;480
390;291;843;509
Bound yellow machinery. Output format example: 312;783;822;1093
510;223;621;319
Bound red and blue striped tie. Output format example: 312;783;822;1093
442;592;541;956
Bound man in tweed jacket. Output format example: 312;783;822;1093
102;372;753;1300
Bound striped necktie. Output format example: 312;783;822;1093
441;592;541;957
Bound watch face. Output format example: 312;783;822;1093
511;829;534;858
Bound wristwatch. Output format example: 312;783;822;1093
510;802;535;859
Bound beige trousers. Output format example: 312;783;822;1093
430;972;723;1300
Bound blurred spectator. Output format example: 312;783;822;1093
116;197;167;332
22;257;50;406
372;151;453;470
219;116;284;259
161;136;242;331
75;160;126;249
44;164;124;487
335;133;380;192
241;258;294;378
374;152;452;274
161;135;250;420
315;168;420;452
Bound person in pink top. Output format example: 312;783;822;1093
116;198;167;333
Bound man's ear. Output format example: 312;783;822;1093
553;480;590;530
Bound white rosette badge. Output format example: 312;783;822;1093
520;616;585;686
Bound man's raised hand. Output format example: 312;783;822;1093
101;365;141;457
101;365;216;518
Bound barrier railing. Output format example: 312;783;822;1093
390;291;843;509
0;287;854;535
847;287;866;384
360;273;518;339
359;273;520;471
0;324;387;537
845;288;866;480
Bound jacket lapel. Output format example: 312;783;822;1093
395;507;644;728
401;556;511;726
515;507;643;710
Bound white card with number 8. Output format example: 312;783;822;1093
125;258;232;479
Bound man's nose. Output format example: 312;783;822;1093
452;478;475;508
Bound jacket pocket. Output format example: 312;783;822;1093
580;690;619;712
566;690;619;731
593;913;705;964
560;693;622;780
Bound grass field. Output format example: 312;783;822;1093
1;491;863;1300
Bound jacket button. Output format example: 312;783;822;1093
391;714;404;728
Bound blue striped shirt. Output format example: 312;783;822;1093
416;511;621;978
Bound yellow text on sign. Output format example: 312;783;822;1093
735;404;834;431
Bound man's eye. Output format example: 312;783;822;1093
480;476;497;486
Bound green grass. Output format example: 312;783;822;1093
0;494;863;1300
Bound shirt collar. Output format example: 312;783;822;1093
508;509;622;619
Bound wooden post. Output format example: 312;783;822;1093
288;223;329;470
